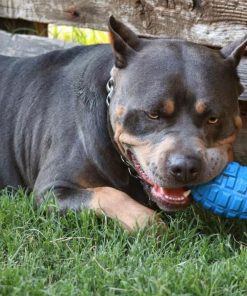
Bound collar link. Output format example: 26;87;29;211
106;77;114;107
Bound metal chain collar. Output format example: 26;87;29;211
106;77;140;180
106;77;114;107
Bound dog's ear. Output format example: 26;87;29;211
221;35;247;66
108;16;140;68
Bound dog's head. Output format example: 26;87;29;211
107;16;247;211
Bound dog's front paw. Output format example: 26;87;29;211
89;186;167;232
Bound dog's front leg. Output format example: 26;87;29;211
89;187;162;231
34;186;162;231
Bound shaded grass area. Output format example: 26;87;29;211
0;189;247;295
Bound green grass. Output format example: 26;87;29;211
0;189;247;295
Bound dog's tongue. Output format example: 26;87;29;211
151;185;191;205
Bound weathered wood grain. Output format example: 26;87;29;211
238;59;247;101
0;30;75;56
0;0;246;47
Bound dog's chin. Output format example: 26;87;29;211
126;151;192;212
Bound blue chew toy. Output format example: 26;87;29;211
191;162;247;219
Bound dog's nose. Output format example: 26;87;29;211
169;155;201;183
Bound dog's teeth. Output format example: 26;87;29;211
183;190;191;198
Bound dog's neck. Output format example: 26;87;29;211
105;76;141;180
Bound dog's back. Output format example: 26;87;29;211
0;45;115;190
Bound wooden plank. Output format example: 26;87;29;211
0;30;75;56
238;58;247;101
0;0;247;48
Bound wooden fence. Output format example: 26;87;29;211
0;0;246;162
0;0;246;46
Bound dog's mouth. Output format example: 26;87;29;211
127;151;192;211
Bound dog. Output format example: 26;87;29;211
0;16;246;231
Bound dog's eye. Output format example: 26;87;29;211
146;112;159;120
207;117;219;124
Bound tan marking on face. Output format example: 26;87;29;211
133;142;154;167
163;99;175;114
216;132;237;146
210;134;235;164
115;105;125;118
89;186;165;232
114;123;148;158
113;123;125;155
132;136;176;178
119;133;149;147
195;100;206;114
215;143;233;162
211;133;235;165
234;116;243;131
203;144;230;179
152;136;176;160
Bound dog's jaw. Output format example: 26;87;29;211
126;150;192;212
